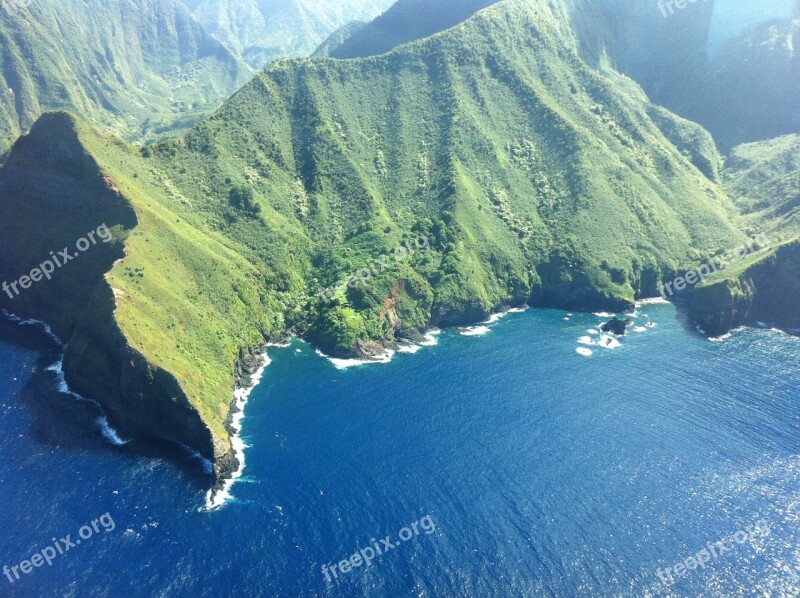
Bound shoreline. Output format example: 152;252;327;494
6;295;797;509
314;305;530;369
204;350;272;511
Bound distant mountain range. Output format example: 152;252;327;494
568;0;799;151
0;0;253;152
183;0;394;68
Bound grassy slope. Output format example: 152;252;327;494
724;134;800;241
0;0;252;152
80;127;279;442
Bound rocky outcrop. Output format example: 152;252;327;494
601;317;632;336
689;240;800;336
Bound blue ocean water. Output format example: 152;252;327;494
1;304;798;596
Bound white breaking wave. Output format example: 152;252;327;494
593;312;615;318
45;359;129;446
709;332;733;342
458;325;491;337
597;335;622;350
205;352;271;511
636;297;670;307
316;348;396;370
460;307;528;337
397;342;423;354
3;311;129;447
420;329;441;346
316;328;442;368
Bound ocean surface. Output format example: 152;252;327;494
1;303;798;596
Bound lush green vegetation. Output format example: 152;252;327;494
724;134;800;242
143;0;744;360
0;0;252;153
690;134;799;333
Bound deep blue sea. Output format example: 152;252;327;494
1;304;798;597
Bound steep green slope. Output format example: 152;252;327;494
187;0;393;68
109;0;747;353
690;134;800;334
0;0;749;481
0;113;275;484
328;0;502;59
0;0;252;152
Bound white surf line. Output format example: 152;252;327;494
458;325;491;337
316;328;443;369
316;348;396;370
635;297;671;307
205;351;271;511
2;310;129;445
458;306;528;336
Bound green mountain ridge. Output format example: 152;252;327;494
0;0;253;153
0;0;754;485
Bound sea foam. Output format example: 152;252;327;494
205;352;271;511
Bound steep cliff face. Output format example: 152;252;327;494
689;241;800;336
63;283;223;478
689;133;800;337
0;114;137;338
0;113;235;481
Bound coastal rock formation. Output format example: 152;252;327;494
601;317;632;336
689;241;800;337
